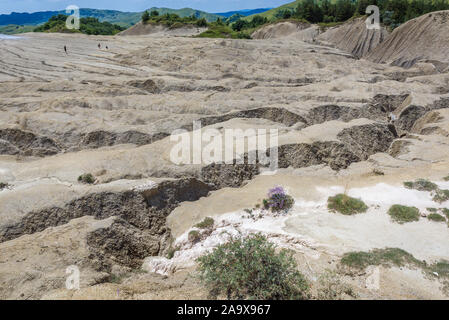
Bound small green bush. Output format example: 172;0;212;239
78;173;95;184
0;182;9;190
194;217;214;229
341;248;422;270
196;234;309;300
403;179;438;191
442;208;449;218
427;213;446;222
188;230;201;243
327;194;368;215
263;186;295;213
167;245;180;259
388;205;420;224
433;189;449;203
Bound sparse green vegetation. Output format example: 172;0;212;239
34;14;125;35
316;269;357;300
167;245;181;259
341;248;449;281
404;179;438;191
327;194;368;215
188;230;201;243
388;205;420;224
0;182;10;190
443;176;449;181
341;248;422;270
78;173;95;184
197;23;251;39
0;24;35;35
427;213;446;222
433;189;449;203
194;217;214;229
196;234;309;300
442;208;449;219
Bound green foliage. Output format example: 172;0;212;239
404;179;438;191
443;175;449;181
0;24;35;35
194;217;214;229
442;208;449;218
316;269;357;300
150;10;160;17
197;23;251;39
327;194;368;215
388;205;420;224
167;245;180;259
78;173;95;184
0;182;10;190
142;10;150;24
341;248;423;270
341;248;449;280
34;14;125;35
433;189;449;203
188;230;201;243
427;213;446;222
262;186;295;213
231;15;268;31
196;234;309;300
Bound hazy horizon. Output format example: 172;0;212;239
0;0;291;15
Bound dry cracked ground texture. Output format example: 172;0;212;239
1;32;449;300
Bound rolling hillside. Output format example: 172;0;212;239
0;7;222;31
214;8;272;18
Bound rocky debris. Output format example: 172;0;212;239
0;128;61;157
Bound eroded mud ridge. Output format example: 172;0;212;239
0;178;211;271
1;27;449;300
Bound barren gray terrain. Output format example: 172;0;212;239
1;12;449;299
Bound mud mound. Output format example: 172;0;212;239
0;128;61;157
79;130;169;150
366;11;449;67
119;22;205;37
317;17;389;58
251;21;313;40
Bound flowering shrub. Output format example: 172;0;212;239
263;186;294;213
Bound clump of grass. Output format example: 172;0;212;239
167;245;181;259
194;217;214;229
403;179;438;191
341;248;449;281
427;208;438;213
427;213;446;222
0;182;10;190
78;173;95;184
262;186;295;213
327;194;368;215
340;248;423;270
188;230;201;243
443;176;449;181
388;205;420;224
433;189;449;203
442;208;449;218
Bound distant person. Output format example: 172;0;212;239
106;45;109;50
64;45;67;54
98;43;101;49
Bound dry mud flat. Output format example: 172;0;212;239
0;19;449;299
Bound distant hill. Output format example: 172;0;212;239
214;8;272;18
0;7;222;30
243;1;302;20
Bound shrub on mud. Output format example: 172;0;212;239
78;173;95;184
196;234;309;300
433;189;449;203
262;186;295;213
188;230;201;243
327;194;368;215
404;179;438;191
194;217;214;229
388;205;420;224
340;248;422;270
427;213;446;222
0;182;10;190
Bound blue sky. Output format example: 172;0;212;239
0;0;292;14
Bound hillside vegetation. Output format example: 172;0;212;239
34;14;125;35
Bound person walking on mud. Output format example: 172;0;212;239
98;43;101;50
64;45;67;55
